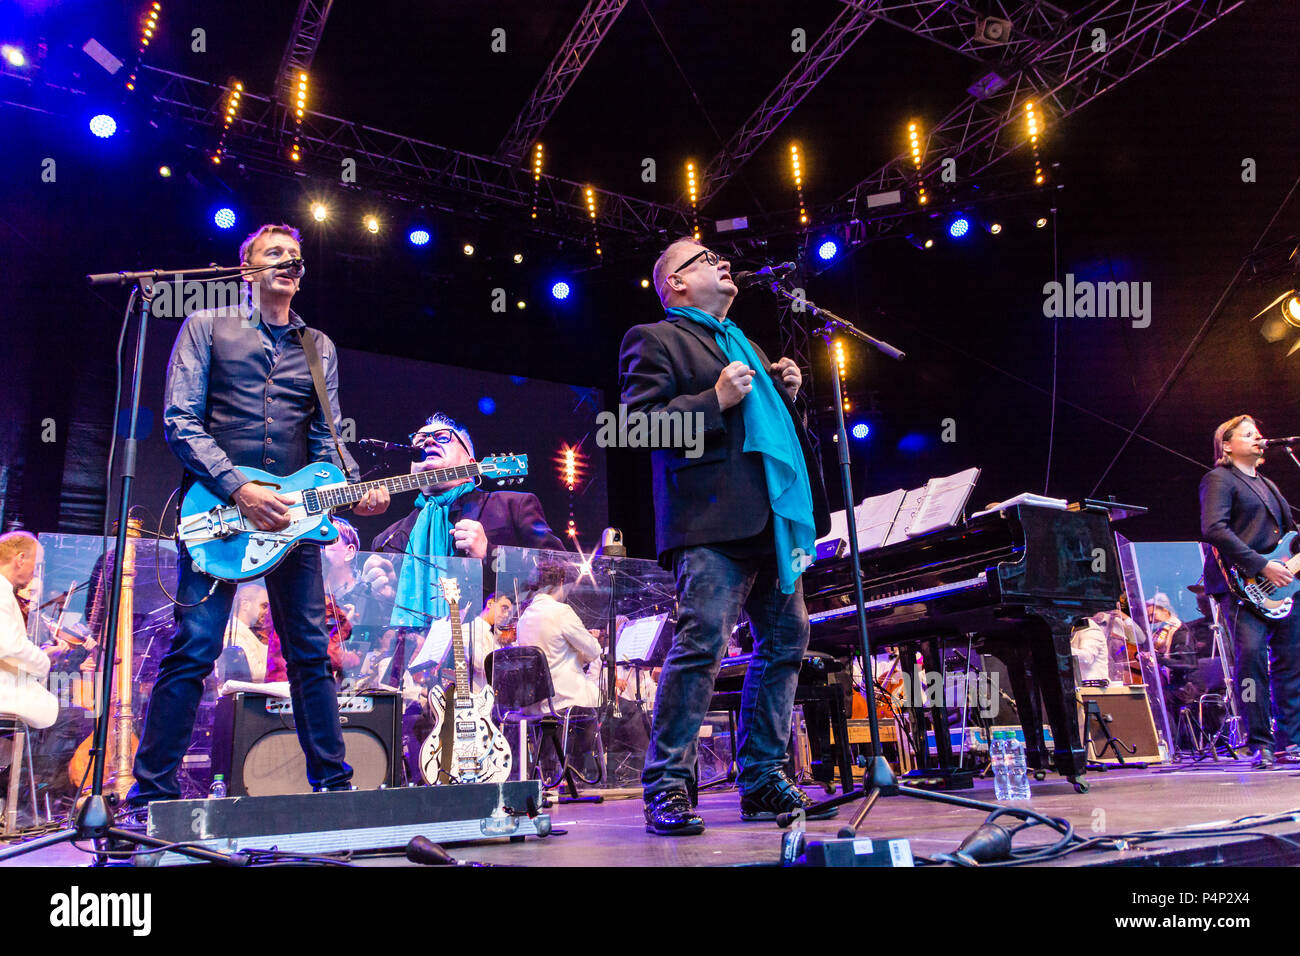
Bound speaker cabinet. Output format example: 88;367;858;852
1077;685;1164;764
212;692;403;797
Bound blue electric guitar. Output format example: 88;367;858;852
419;576;513;784
1215;532;1300;620
177;455;529;582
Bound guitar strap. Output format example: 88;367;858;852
296;327;349;470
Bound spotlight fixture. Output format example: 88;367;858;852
158;165;171;178
551;281;571;301
816;239;840;261
463;243;475;256
948;216;971;239
909;122;927;206
851;423;870;440
213;207;236;230
89;114;117;138
310;202;328;222
364;215;379;234
791;143;808;227
924;238;934;249
640;278;650;289
1286;293;1300;326
408;228;430;246
686;162;701;240
988;222;1002;235
1035;217;1048;229
513;253;523;264
516;300;526;310
973;16;1013;45
2;45;25;68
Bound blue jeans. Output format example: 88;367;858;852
1221;595;1300;750
130;544;351;802
642;546;810;797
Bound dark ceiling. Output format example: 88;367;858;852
0;0;1297;555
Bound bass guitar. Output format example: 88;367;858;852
1215;533;1300;620
419;577;512;784
177;455;528;583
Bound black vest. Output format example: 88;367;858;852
203;309;321;476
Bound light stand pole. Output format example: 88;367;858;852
754;279;1009;836
0;261;277;865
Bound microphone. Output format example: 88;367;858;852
732;262;797;289
359;438;426;461
1262;436;1300;447
276;257;306;279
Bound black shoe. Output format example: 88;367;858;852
740;769;839;822
644;789;705;836
1250;747;1275;769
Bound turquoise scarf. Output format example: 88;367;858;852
390;481;477;626
667;306;815;593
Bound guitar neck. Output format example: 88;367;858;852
316;464;481;511
449;600;470;699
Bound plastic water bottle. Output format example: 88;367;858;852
209;773;227;799
991;730;1011;801
1006;734;1032;801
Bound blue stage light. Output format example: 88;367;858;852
817;239;840;262
851;423;870;440
213;207;237;230
89;114;117;138
408;228;431;246
551;281;571;301
478;396;496;415
948;216;970;239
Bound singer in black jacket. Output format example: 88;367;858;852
1199;414;1300;767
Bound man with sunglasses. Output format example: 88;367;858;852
620;238;831;835
370;412;564;572
125;223;390;820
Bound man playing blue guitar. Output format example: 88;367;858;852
1200;414;1300;768
124;223;390;819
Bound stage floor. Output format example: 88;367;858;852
5;758;1300;867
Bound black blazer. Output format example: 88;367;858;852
370;488;565;556
618;312;831;562
1200;465;1298;595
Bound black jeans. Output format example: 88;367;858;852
642;546;809;797
131;544;351;802
1221;595;1300;751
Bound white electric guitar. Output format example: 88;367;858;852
419;577;512;785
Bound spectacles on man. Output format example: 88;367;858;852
409;428;471;456
671;248;723;274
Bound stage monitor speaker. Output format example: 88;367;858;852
212;691;403;797
1077;685;1164;763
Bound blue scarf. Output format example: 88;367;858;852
667;306;816;593
390;481;477;626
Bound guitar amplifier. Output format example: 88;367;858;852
211;691;403;797
1076;685;1165;764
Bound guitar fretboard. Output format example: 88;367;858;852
448;599;469;699
315;465;482;512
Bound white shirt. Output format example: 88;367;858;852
468;616;506;692
517;592;602;712
1070;621;1111;685
223;618;268;682
0;572;58;729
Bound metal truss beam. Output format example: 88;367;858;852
143;67;692;240
696;3;878;210
840;0;1070;63
274;0;334;100
494;0;629;165
834;0;1245;220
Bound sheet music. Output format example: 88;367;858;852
971;491;1069;518
616;613;668;663
410;617;452;668
883;487;930;547
855;488;907;551
905;467;981;537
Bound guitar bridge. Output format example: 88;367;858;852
205;507;243;540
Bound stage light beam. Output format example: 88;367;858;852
214;207;236;230
89;114;117;138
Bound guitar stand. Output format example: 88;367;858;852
1176;696;1238;762
1083;700;1138;768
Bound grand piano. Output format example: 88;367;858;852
803;504;1123;791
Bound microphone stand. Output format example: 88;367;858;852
753;278;1008;835
0;260;278;866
